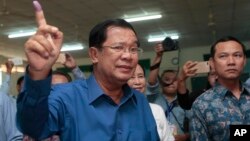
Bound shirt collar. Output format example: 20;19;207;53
242;82;250;96
86;74;136;105
164;95;178;104
86;74;104;104
213;81;250;99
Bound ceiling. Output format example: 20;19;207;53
0;0;250;62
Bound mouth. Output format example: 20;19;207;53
226;69;238;72
133;87;142;90
117;65;133;72
134;87;143;92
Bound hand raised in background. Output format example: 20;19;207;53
5;60;14;74
154;43;164;57
63;53;77;70
179;60;198;81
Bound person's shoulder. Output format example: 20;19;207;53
0;92;13;105
149;103;163;111
132;90;150;104
193;86;225;111
0;91;8;99
132;89;146;99
52;79;87;89
197;88;213;98
193;88;215;106
245;78;250;85
149;103;165;115
50;79;88;98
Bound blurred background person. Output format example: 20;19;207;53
147;44;190;141
0;60;14;95
127;64;174;141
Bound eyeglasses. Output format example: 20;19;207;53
102;45;143;54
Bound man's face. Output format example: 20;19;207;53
161;71;178;95
16;80;24;93
127;64;146;93
95;26;139;84
211;40;246;81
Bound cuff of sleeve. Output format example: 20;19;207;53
25;66;52;98
71;66;80;74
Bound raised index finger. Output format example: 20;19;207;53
33;0;47;26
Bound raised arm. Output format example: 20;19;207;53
63;53;86;79
177;61;197;110
148;43;164;85
177;61;197;94
26;1;63;80
0;60;14;94
16;1;63;139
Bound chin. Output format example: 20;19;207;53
117;75;131;83
119;72;133;79
223;75;239;80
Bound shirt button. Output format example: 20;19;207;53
117;129;122;134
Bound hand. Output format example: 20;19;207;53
179;61;198;81
25;1;63;79
5;60;14;74
63;53;77;70
154;43;164;57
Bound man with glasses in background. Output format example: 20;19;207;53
146;43;190;141
16;1;159;141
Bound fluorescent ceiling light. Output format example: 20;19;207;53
61;43;84;52
148;35;179;42
125;14;162;22
8;31;36;38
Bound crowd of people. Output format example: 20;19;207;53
1;1;250;141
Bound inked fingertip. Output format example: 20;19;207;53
33;0;42;11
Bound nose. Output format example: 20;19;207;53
120;48;133;59
228;55;236;65
134;77;140;85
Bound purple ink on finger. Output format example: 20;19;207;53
33;1;42;11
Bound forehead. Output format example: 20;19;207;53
105;26;137;43
135;65;144;74
52;74;69;81
162;71;177;78
215;41;244;54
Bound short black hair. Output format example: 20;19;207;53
159;69;178;86
16;76;24;86
89;18;139;49
210;36;246;58
137;63;146;76
160;69;178;79
52;71;72;82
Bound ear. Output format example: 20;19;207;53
88;47;99;64
243;56;247;66
208;57;215;71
